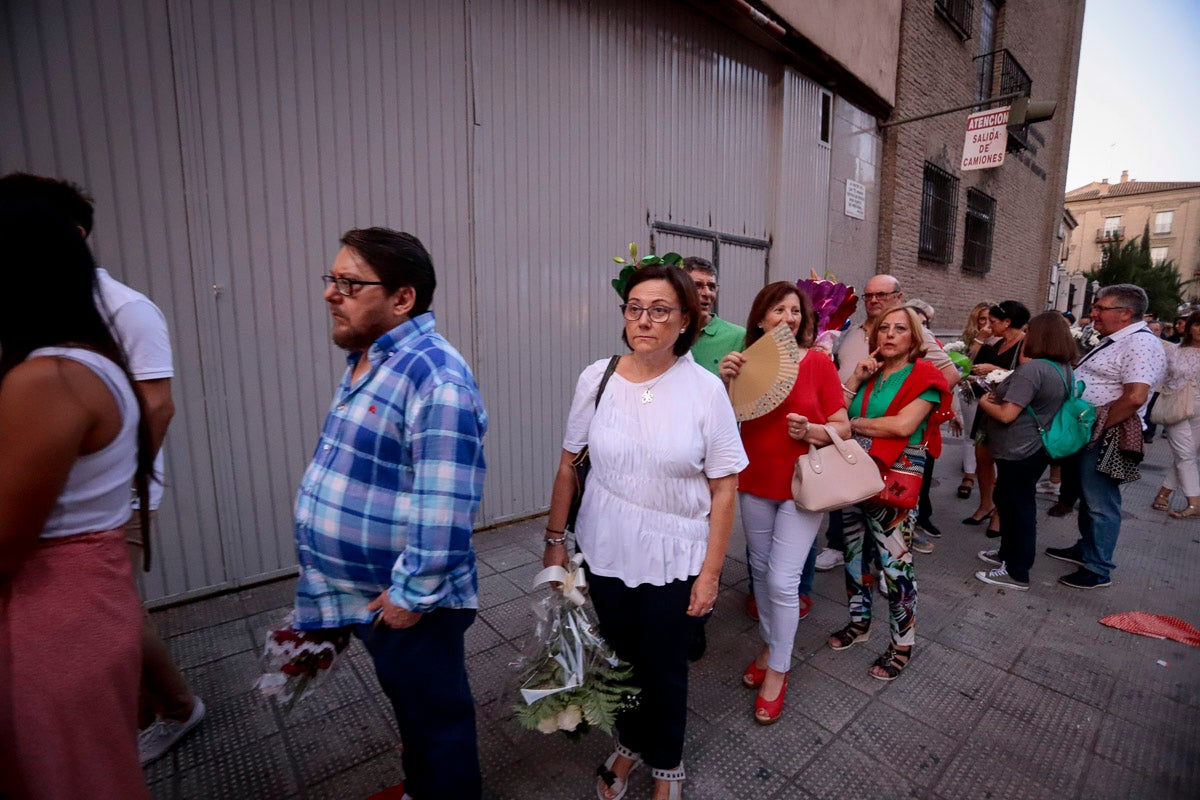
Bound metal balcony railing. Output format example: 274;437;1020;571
973;49;1035;151
974;48;1033;100
934;0;973;40
1095;227;1125;242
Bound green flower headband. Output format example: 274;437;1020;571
610;242;683;298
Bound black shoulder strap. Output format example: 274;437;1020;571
595;355;620;408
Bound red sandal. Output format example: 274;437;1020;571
742;657;766;689
754;672;788;725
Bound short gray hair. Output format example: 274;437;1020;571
1096;284;1149;318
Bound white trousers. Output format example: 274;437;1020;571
1163;414;1200;497
740;492;822;673
960;397;979;475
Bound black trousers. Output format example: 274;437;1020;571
586;571;698;770
995;450;1048;582
917;453;936;525
357;609;481;800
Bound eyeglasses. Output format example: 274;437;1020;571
1090;304;1129;313
322;274;385;297
621;303;679;323
862;291;899;301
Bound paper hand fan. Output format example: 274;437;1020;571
729;323;801;422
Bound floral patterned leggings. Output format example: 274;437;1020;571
841;475;920;647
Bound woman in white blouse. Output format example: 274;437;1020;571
1152;310;1200;519
544;263;747;800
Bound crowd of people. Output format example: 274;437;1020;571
2;170;1197;800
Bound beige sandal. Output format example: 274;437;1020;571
1152;489;1172;511
1169;504;1199;519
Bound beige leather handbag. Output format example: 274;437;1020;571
792;424;884;513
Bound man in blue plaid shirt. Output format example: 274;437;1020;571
294;228;487;800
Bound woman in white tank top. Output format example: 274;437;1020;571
0;188;154;800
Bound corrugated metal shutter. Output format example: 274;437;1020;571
1;0;833;600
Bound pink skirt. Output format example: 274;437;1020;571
0;529;149;800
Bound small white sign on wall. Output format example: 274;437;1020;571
844;179;866;220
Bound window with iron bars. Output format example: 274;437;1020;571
962;189;996;273
935;0;974;40
919;163;958;263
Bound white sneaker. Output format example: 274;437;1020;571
977;549;1002;567
815;547;845;571
138;696;206;766
1035;479;1061;496
974;564;1029;591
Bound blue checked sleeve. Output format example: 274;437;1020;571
387;380;487;612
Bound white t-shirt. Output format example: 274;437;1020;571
96;268;174;510
563;354;748;587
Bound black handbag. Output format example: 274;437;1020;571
565;356;620;533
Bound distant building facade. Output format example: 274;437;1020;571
1064;173;1200;302
875;0;1086;330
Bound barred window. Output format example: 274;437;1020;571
963;189;996;273
935;0;974;40
919;163;958;263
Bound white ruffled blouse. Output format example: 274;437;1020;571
563;354;748;588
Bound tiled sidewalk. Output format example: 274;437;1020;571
144;438;1200;799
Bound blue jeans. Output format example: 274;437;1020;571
1075;444;1123;580
356;609;481;800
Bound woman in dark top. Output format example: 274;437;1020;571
973;312;1076;589
964;300;1030;533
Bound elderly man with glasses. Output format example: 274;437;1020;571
1045;284;1165;589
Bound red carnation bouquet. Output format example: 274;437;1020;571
254;613;352;713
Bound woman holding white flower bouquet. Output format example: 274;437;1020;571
964;301;1030;536
544;262;747;800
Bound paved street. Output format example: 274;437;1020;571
143;436;1199;799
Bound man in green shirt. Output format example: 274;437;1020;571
685;256;746;375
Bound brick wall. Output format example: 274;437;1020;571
877;0;1085;333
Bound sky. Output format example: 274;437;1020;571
1064;0;1200;190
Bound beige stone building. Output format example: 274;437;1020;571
1063;173;1200;301
876;0;1086;330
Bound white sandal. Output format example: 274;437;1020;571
651;763;686;800
595;742;641;800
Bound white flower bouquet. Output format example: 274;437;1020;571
511;555;639;739
1071;325;1101;353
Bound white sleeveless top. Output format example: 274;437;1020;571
30;347;139;539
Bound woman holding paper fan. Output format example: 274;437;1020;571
718;282;848;724
545;261;747;800
832;305;951;681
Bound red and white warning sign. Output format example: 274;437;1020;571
961;106;1009;171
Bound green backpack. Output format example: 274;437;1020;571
1024;360;1096;459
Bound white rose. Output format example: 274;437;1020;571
536;715;559;734
556;705;583;732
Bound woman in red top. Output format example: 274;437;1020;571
719;282;848;724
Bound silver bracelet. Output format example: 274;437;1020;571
544;536;567;546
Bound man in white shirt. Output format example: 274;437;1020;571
1046;284;1166;589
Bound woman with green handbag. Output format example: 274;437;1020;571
974;312;1078;590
